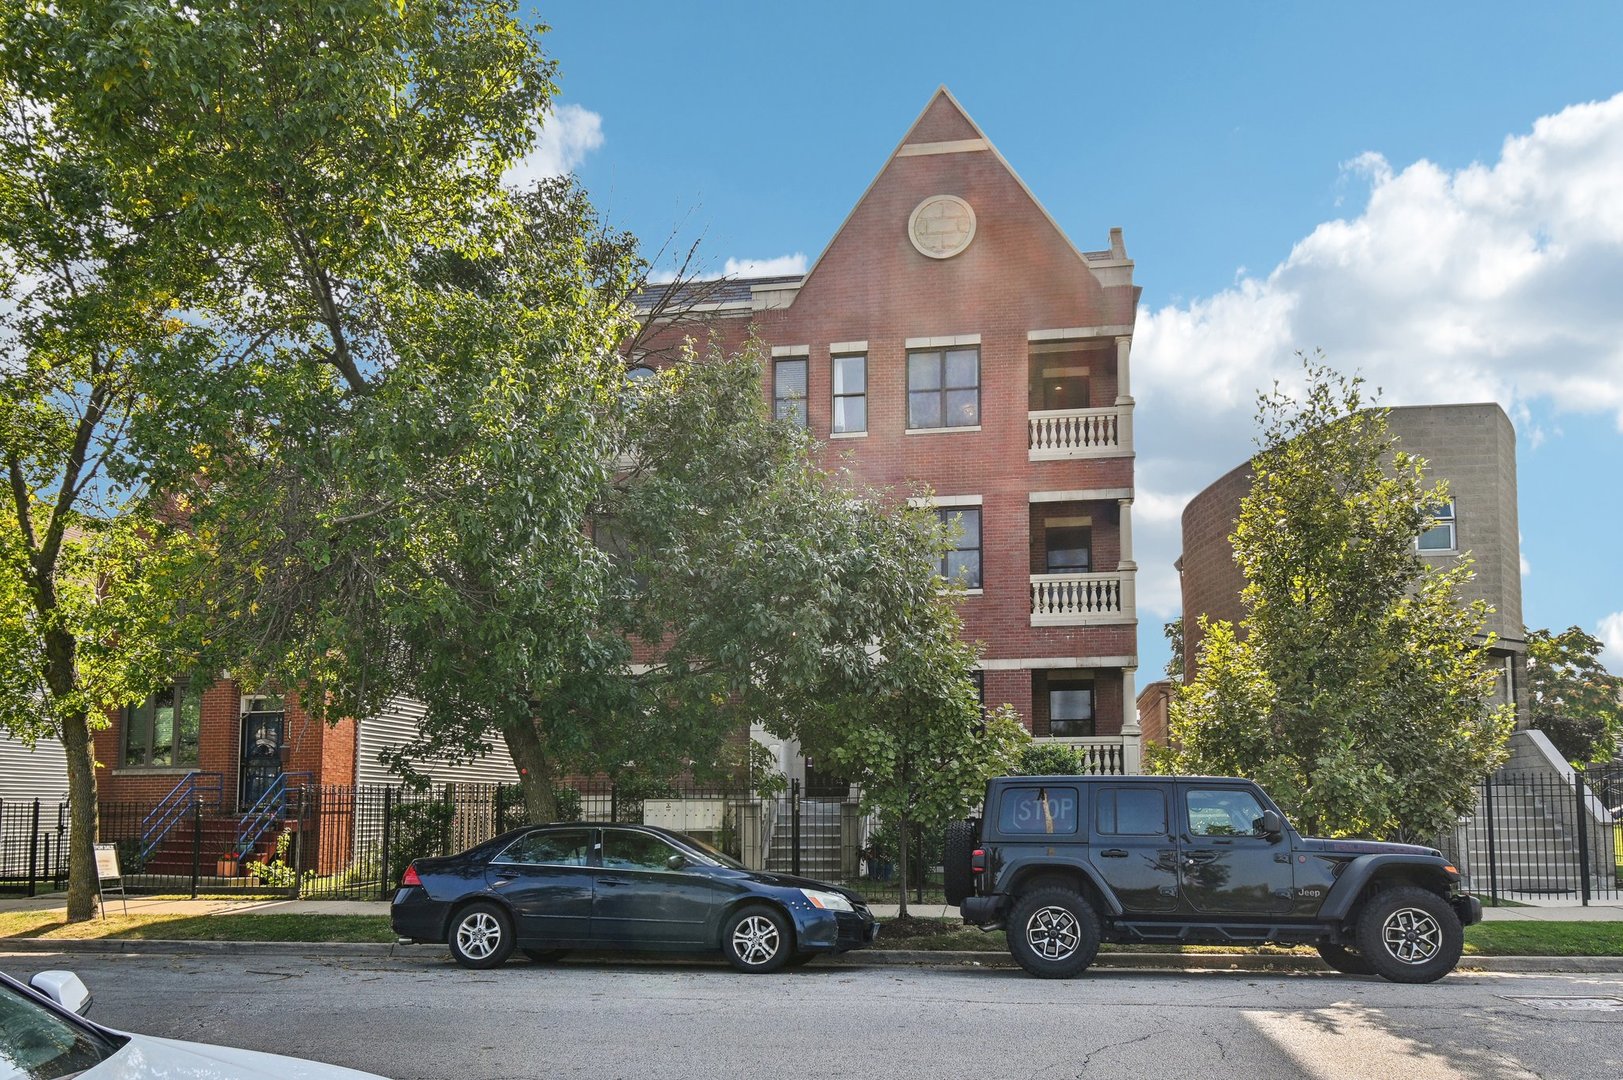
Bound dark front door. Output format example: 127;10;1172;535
1177;784;1295;915
239;708;285;808
592;828;716;947
489;828;596;943
803;760;849;799
1089;784;1180;913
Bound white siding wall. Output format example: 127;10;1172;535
355;697;520;788
0;729;69;804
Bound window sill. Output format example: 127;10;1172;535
905;426;982;436
110;767;200;777
828;430;868;439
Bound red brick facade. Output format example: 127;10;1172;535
639;90;1142;767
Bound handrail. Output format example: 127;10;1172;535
137;771;223;859
234;772;313;858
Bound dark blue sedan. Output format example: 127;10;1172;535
391;822;880;972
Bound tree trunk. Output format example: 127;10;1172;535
502;720;560;824
41;617;100;922
895;816;910;919
61;711;100;921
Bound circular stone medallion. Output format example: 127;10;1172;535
908;195;976;259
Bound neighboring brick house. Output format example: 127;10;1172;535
636;87;1144;780
1177;402;1528;724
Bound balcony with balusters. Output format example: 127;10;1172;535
1027;500;1136;627
1026;335;1133;460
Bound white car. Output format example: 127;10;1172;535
1;969;390;1079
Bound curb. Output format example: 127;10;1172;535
4;938;1622;973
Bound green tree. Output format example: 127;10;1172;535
0;0;565;917
805;611;1028;917
1157;358;1513;841
1526;626;1623;765
1163;617;1185;683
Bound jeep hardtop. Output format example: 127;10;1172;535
945;774;1482;982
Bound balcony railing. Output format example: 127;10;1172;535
1028;406;1128;459
1033;736;1130;775
1030;571;1134;625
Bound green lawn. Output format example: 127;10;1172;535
0;911;395;943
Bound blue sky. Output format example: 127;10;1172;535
526;2;1623;682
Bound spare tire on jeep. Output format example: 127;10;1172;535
943;819;978;905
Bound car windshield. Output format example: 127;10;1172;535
675;834;746;870
0;979;120;1080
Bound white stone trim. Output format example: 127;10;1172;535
905;334;980;349
1028;488;1133;503
907;493;983;508
827;431;868;440
828;341;868;354
977;656;1138;671
1043;515;1092;527
896;138;990;157
905;425;982;436
771;344;810;357
1028;326;1135;342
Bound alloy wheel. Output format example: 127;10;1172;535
456;911;503;960
731;914;781;966
1025;905;1081;961
1380;907;1443;965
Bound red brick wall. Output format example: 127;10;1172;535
1179;462;1252;679
1136;679;1173;748
634;93;1140;740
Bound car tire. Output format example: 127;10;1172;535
723;905;793;973
448;902;515;970
1316;942;1377;975
1007;886;1100;979
1353;885;1464;984
943;820;977;906
522;948;569;964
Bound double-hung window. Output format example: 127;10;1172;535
831;354;867;434
1418;499;1456;552
123;680;202;768
936;507;982;589
1048;678;1095;737
907;347;979;429
774;357;808;427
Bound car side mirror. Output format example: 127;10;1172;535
1258;810;1285;840
31;971;92;1015
665;853;688;871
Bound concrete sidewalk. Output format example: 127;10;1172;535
4;893;1622;922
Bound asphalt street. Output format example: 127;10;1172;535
6;950;1621;1080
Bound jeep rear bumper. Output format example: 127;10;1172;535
961;895;1009;926
1453;894;1483;927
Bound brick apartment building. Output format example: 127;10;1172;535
0;86;1144;852
1151;402;1528;747
636;88;1144;781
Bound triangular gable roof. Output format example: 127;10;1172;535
796;86;1128;292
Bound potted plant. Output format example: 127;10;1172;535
215;853;241;877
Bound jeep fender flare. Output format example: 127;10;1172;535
1319;854;1456;922
1003;860;1124;918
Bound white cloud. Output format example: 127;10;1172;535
722;253;808;278
1599;612;1623;673
504;103;604;188
1133;92;1623;618
646;252;809;286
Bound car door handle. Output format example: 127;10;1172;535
1184;851;1218;865
1100;849;1128;858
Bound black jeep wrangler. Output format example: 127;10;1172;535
946;775;1482;983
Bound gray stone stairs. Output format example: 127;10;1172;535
765;799;845;879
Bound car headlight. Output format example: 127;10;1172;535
800;888;854;912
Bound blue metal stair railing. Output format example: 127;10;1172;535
234;772;312;859
137;771;222;859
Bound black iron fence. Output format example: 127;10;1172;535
1436;765;1620;905
21;766;1611;906
0;779;943;904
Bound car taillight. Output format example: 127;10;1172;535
971;848;985;874
401;865;422;887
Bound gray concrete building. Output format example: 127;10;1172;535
1178;401;1527;725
